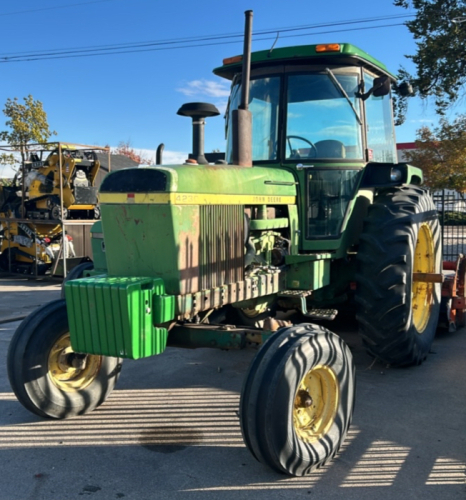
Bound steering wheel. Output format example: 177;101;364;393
286;135;317;159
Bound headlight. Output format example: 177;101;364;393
390;168;402;182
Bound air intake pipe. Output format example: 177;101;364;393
156;143;164;165
177;102;220;164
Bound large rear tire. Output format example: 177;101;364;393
240;324;355;476
355;185;442;366
7;299;122;419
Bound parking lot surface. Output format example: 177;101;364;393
0;277;465;500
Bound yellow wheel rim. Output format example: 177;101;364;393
293;365;339;443
48;333;102;392
412;223;435;333
241;301;269;318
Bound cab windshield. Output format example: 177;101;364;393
225;71;364;163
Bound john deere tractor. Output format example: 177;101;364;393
7;12;441;476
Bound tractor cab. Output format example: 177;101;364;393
215;43;412;247
216;43;398;165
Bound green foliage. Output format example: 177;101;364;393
0;177;14;187
439;211;466;226
392;68;411;126
0;152;16;167
403;115;466;191
0;95;56;167
394;0;466;122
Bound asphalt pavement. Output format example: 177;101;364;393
0;276;465;500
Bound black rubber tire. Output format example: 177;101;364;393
50;205;68;221
60;261;94;298
240;326;299;461
355;185;442;366
240;324;355;476
7;299;122;419
0;249;11;271
438;296;451;330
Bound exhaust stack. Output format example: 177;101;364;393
232;10;253;167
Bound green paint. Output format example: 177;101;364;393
100;204;199;296
214;43;395;80
251;231;277;265
168;325;245;349
102;164;297;198
406;164;424;184
311;258;357;307
285;254;333;264
288;204;299;255
90;221;107;272
249;218;289;230
65;276;172;359
286;259;330;290
153;294;176;324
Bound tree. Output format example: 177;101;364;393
403;115;466;191
394;0;466;124
0;95;56;169
113;140;152;165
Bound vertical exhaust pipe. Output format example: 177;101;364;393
240;10;253;112
232;10;253;167
156;143;164;165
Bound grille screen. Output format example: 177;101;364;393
199;205;244;290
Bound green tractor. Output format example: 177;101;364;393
7;12;441;476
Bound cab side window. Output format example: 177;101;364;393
364;72;397;163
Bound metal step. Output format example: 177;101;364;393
304;308;338;321
277;290;312;298
278;290;337;320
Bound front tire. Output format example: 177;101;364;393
240;324;355;476
7;299;122;419
60;261;94;298
355;185;442;366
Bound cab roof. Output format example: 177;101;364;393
213;43;396;81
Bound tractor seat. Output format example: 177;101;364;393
315;140;346;159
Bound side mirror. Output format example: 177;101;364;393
356;75;391;101
372;76;391;97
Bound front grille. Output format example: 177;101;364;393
199;205;244;290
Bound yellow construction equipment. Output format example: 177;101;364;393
24;145;101;220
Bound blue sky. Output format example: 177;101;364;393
0;0;464;176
